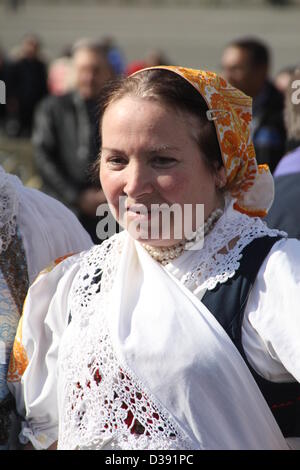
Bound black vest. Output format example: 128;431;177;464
201;236;300;437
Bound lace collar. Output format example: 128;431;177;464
79;196;286;296
164;196;286;292
0;167;19;254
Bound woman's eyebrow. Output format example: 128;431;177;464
101;147;124;153
101;145;179;154
147;145;179;154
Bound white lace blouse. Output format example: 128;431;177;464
0;167;93;283
8;198;300;450
165;200;300;384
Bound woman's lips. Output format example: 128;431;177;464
126;208;151;221
124;203;172;225
126;204;152;220
123;204;178;241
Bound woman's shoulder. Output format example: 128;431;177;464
257;236;300;284
34;250;83;279
33;231;126;285
264;236;300;262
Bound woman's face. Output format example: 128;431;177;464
100;95;225;246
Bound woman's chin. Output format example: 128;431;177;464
137;237;183;248
120;217;184;246
136;234;184;248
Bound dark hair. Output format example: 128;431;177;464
228;37;270;68
93;68;223;179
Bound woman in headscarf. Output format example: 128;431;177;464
8;67;300;450
0;165;92;449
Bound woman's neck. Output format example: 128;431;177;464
142;205;224;265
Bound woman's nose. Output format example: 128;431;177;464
123;162;153;198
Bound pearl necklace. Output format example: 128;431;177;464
142;207;224;265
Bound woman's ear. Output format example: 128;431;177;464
215;165;226;189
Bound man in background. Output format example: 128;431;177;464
221;37;286;173
0;46;8;133
33;39;114;243
265;69;300;238
9;34;48;137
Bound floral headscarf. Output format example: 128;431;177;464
132;66;274;217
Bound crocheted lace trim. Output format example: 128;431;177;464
58;234;194;450
0;167;19;254
179;199;286;292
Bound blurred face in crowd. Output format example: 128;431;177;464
275;70;293;95
221;46;267;98
73;47;112;100
100;95;225;247
22;36;40;59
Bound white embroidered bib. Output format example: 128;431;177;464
56;201;287;450
58;234;193;450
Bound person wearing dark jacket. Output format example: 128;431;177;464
0;48;7;131
221;37;286;173
33;40;114;243
265;69;300;238
0;46;16;134
11;34;48;137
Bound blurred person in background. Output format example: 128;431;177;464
265;69;300;238
145;49;170;68
0;164;92;449
101;37;126;77
33;39;114;243
47;46;75;96
5;0;24;11
6;34;48;137
0;44;16;135
47;56;75;96
126;49;170;76
221;37;286;173
274;65;297;96
0;45;8;133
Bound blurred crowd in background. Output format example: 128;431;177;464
0;32;299;241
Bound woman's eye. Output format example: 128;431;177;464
107;156;127;166
152;157;177;167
